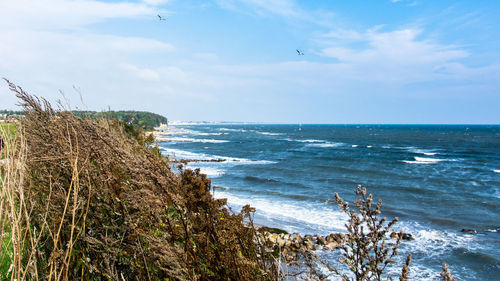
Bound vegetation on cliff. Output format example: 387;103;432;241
0;81;281;280
73;110;167;131
2;108;167;132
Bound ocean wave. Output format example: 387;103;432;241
306;142;345;148
255;131;283;136
297;139;324;143
351;145;359;148
402;156;454;164
160;148;209;160
188;131;225;136
160;147;276;165
397;222;478;256
408;148;439;156
156;137;229;143
154;128;196;136
219;128;247;132
186;165;225;177
494;169;500;174
214;191;348;232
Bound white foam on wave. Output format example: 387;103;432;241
155;128;196;136
219;128;247;132
351;145;359;148
402;156;452;164
189;131;225;136
187;165;225;177
402;146;438;156
306;142;344;148
367;145;373;148
214;191;348;232
160;147;276;165
297;139;324;143
397;221;477;256
161;147;211;160
494;169;500;174
255;131;283;136
157;137;229;143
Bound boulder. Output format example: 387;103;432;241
390;232;414;241
461;229;477;234
326;242;338;250
317;236;326;245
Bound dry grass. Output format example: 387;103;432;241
0;80;280;280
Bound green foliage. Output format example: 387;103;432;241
0;123;16;137
0;223;13;281
73;110;167;131
0;110;23;116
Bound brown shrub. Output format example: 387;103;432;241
2;79;277;281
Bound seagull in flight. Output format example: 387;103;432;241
296;49;304;55
158;14;166;21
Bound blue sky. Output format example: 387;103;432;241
0;0;499;123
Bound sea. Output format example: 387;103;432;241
156;124;500;280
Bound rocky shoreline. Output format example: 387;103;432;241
256;226;416;263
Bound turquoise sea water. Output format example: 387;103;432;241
158;124;500;280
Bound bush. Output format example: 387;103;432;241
1;80;278;281
332;185;411;281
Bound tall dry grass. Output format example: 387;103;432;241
1;79;283;280
1;121;38;280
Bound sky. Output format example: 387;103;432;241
0;0;499;124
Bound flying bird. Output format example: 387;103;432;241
296;49;304;55
158;14;166;21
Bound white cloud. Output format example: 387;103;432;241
320;28;470;84
143;0;171;6
0;0;156;30
120;64;161;81
215;0;300;18
0;0;175;111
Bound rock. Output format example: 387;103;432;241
330;233;345;243
326;242;338;250
304;240;314;250
260;226;288;235
277;237;285;248
390;232;414;241
326;235;334;243
401;233;414;241
317;236;326;245
461;229;477;234
282;248;288;256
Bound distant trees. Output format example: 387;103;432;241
73;110;168;131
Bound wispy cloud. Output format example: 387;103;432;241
215;0;299;17
0;0;174;110
319;27;473;84
143;0;171;6
0;0;158;30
